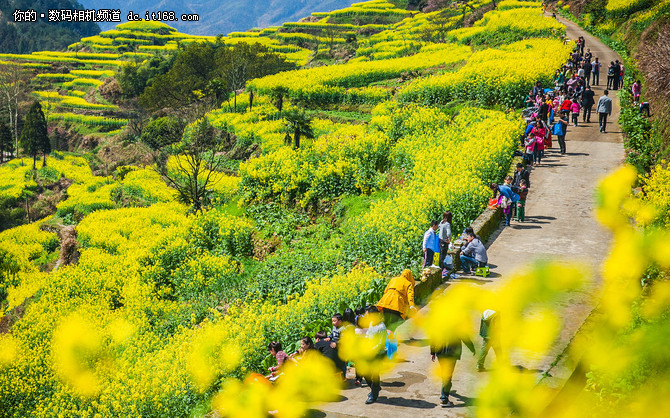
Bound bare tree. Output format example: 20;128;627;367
224;60;247;110
0;63;30;161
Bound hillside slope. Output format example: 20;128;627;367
0;0;100;53
79;0;357;35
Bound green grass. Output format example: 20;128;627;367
336;190;392;222
218;198;245;217
308;109;372;123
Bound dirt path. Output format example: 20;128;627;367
317;15;625;418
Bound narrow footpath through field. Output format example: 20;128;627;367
318;15;625;418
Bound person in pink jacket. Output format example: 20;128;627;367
632;80;641;104
570;101;581;127
531;123;546;165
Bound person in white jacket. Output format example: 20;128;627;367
597;90;613;133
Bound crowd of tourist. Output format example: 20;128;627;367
262;35;647;411
265;267;501;407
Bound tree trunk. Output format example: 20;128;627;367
33;154;36;170
294;129;301;149
42;153;47;167
13;97;19;162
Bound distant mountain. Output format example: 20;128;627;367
0;0;100;53
78;0;355;35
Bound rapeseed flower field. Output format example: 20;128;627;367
4;0;666;416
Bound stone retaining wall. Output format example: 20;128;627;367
413;156;524;303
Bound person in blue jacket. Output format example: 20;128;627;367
491;181;520;226
422;220;440;268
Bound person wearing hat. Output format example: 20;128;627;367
477;309;502;372
377;269;416;331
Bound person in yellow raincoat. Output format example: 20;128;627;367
376;269;416;331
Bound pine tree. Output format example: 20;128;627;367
20;101;49;169
0;121;13;163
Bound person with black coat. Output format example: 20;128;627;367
430;335;475;407
582;85;595;123
538;99;549;124
512;163;530;189
582;60;592;87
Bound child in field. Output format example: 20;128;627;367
570;100;581;127
524;135;536;166
267;341;290;381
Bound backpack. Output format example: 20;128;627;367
607;67;615;76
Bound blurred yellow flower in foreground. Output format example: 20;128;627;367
51;314;104;397
0;335;19;367
213;352;341;418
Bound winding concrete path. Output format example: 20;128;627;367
318;14;625;418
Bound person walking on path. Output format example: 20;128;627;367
607;61;615;89
592;57;601;86
582;59;592;87
477;309;502;372
430;334;475;407
570;100;581;127
582;85;595;123
613;60;621;90
377;269;416;331
530;121;546;166
597;90;613;133
364;306;387;404
553;112;569;154
438;212;453;270
422;221;440;268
